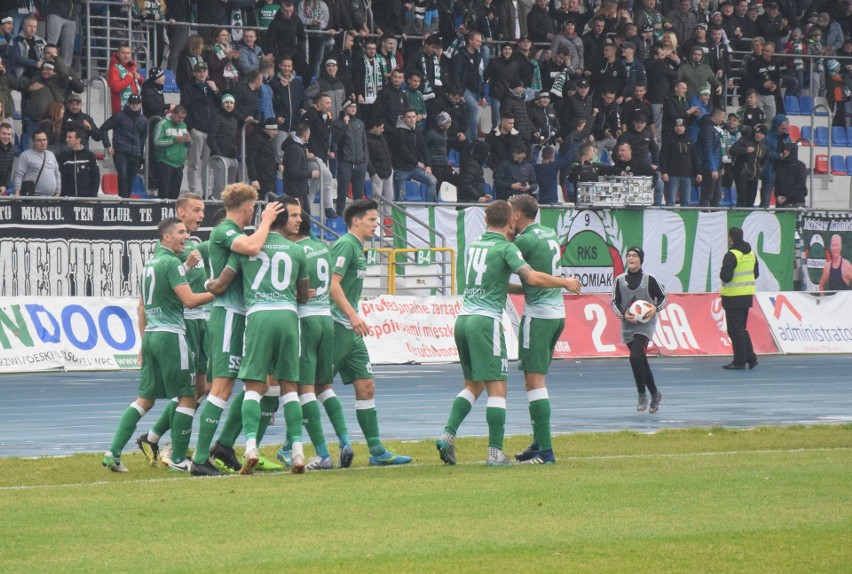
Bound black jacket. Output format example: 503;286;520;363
645;58;677;104
483;56;518;101
207;108;239;158
457;141;490;203
617;126;659;165
232;81;260;125
662;94;692;137
559;92;593;135
500;92;533;143
0;139;15;189
527;100;559;142
720;239;760;309
372;83;407;132
101;105;148;156
281;136;310;198
179;81;219;133
728;135;769;182
61;109;102;148
264;11;306;67
659;132;694;178
425;93;467;139
367;131;392;179
485;127;520;170
774;142;808;206
331;114;368;164
390;117;430;171
141;78;169;118
302;107;332;161
245;129;278;184
58;147;99;197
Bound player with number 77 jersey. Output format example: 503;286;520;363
436;200;581;468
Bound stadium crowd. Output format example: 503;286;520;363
0;0;850;207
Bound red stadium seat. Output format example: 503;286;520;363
787;124;801;143
814;155;828;174
101;174;118;195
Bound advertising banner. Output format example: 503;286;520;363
755;292;852;353
0;297;141;373
0;199;228;298
394;206;796;295
799;212;852;292
511;293;779;358
359;295;519;364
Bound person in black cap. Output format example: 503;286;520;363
611;246;667;414
527;91;559;145
141;67;171;119
245;117;281;198
620;41;647;98
179;60;220;195
728;122;769;208
617;112;659;168
494;141;538;199
659;117;696;206
756;2;787;50
100;93;147;198
483;42;519;128
62;92;102;149
559;76;593;135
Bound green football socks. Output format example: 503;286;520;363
485;396;507;450
444;389;476;436
109;402;146;458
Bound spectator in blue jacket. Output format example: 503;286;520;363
101;94;147;198
534;145;571;204
759;113;789;208
694;106;725;207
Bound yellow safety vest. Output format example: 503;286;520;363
721;249;756;297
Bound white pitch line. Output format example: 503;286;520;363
0;446;848;492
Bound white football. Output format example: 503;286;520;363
628;300;656;323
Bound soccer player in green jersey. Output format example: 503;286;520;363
102;218;214;473
436;200;581;466
508;195;581;465
190;183;285;477
206;197;311;474
276;211;339;471
136;193;215;467
323;199;412;467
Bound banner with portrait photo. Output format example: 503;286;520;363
799;212;852;292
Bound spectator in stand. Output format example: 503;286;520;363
541;47;571;94
694;106;725;207
305;58;346;125
272;57;309;134
36;100;64;155
332;99;369;213
550;21;584;76
783;28;807;100
205;29;240;93
527;0;555;43
106;43;141;114
175;34;204;91
774;142;808;208
246;117;281;198
728;123;768;208
24;61;82;140
179;61;219;196
330;30;358;100
534;145;571;204
620;42;646;99
451;31;486;143
666;0;698;45
11;15;45;80
659;118;695;206
582;16;607;77
816;12;843;55
592;87;621;152
678;46;721;99
593;44;627;97
14;128;60;197
57;126;98;197
391;108;436;202
756;2;787;52
559;77;593;135
265;0;307;76
607;140;655;179
367;117;394;202
682;22;710;58
302;93;336;218
423;110;453;194
45;0;79;67
353;38;384;117
500;78;533;144
164;0;191;71
236;29;273;76
634;0;664;41
281;122;315;210
663;79;700;138
0;18;15;72
404;71;427;130
457;140;492;203
514;36;543;101
497;0;528;41
494;142;537;200
568;142;606;198
528;90;559;147
426;85;469;154
141;67;171;120
257;59;276;122
621;82;654;138
825;59;847;128
372;67;407;133
745;42;782;124
486;112;520;170
0;122;14;194
483;42;518;128
618;113;659;168
101;94;146;199
645;46;678;141
373;0;404;36
759;113;789;208
232;69;263;125
736;89;766;137
299;0;330;85
207;94;239;199
407;35;445;103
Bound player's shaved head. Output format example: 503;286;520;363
508;194;538;221
485;200;513;228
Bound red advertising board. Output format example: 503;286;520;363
510;293;779;358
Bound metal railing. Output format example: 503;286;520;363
144;115;163;190
808;102;834;209
85;76;110;124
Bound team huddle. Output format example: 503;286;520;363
102;190;667;474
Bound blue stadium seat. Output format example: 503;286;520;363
138;68;146;80
800;125;812;144
784;95;800;115
483;182;493;198
690;185;700;206
830;155;847;175
814;126;828;147
846;156;852;175
447;149;460;168
599;148;610;165
847;127;852;147
363;178;372;198
800;96;814;115
130;175;148;198
831;126;848;147
404;180;425;201
720;186;734;207
164;70;179;93
275;179;284;196
327;215;347;235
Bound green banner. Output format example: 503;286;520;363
799;212;852;292
394;207;797;294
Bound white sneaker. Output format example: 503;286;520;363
240;447;259;475
167;459;192;473
486;450;513;467
291;443;305;474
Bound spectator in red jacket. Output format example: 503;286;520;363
106;43;141;114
